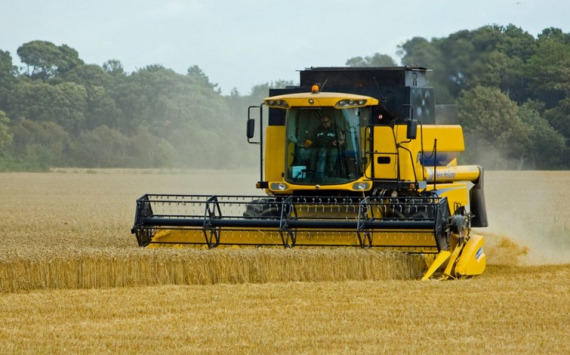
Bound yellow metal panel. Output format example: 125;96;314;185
371;125;468;182
443;243;464;278
415;125;465;153
372;126;398;179
265;125;285;182
264;92;379;108
421;251;451;281
149;228;438;250
390;125;465;181
454;234;486;276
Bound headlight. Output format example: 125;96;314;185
335;99;367;108
352;182;370;190
270;182;288;191
265;99;289;108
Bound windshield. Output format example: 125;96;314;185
284;107;370;185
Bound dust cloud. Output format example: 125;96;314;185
478;171;570;266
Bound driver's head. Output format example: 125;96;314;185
320;116;331;127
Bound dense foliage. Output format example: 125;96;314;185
399;25;569;169
1;25;569;171
0;41;270;171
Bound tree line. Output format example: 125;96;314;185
0;24;569;171
347;25;569;169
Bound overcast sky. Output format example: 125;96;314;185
1;0;568;95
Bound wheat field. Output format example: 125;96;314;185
0;169;569;354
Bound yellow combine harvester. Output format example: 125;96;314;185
131;67;488;280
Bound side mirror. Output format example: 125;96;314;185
246;118;255;139
406;119;418;140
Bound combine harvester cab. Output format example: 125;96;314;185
131;67;488;280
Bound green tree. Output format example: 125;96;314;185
64;64;112;88
63;64;124;130
55;44;84;75
459;25;535;103
106;64;239;168
345;53;396;67
8;81;88;133
0;50;17;110
398;37;453;103
399;37;443;67
84;85;124;130
17;41;83;80
0;110;12;151
543;98;570;143
223;81;296;170
187;65;219;92
72;125;128;167
457;86;532;168
398;25;536;103
102;59;126;77
127;126;176;167
17;40;61;79
523;37;570;108
9;119;69;168
113;64;223;136
249;80;295;101
518;101;566;169
536;27;570;44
